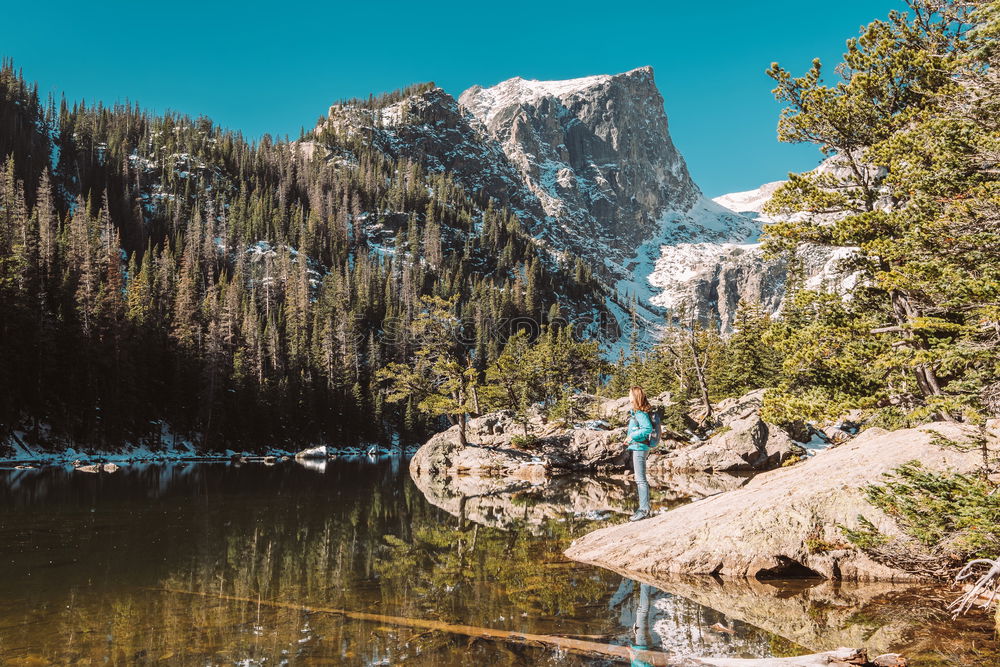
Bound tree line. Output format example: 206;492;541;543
0;61;607;451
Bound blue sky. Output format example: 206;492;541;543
2;0;903;197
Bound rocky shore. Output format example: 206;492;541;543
409;389;1000;585
409;390;807;486
565;420;1000;582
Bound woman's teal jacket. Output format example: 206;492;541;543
627;409;653;451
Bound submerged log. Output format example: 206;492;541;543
157;587;881;666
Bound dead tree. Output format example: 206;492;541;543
950;557;1000;618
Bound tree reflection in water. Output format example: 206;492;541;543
0;461;995;665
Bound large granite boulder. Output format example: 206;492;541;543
647;390;805;473
565;421;1000;581
650;416;804;473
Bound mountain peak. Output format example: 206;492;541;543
318;67;757;337
459;67;656;122
619;65;655;78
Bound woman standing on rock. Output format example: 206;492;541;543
626;386;657;522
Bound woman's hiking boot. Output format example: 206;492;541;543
629;509;649;522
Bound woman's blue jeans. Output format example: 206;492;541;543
632;449;650;513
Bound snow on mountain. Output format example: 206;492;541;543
459;73;617;127
687;168;861;330
458;66;770;345
712;180;786;223
621;198;760;315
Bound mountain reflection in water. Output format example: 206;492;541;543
0;460;994;665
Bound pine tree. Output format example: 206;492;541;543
377;296;478;446
713;302;783;398
761;0;997;424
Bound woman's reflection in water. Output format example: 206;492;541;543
609;578;656;667
629;581;654;667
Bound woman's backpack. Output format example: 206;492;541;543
648;409;662;448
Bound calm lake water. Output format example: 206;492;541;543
0;459;995;666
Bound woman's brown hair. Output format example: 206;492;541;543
630;386;652;412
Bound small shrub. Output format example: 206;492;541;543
606;412;629;429
805;537;848;553
781;453;805;467
805;525;851;553
510;435;539;449
846;462;1000;564
840;516;891;550
660;400;692;434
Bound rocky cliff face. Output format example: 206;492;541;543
458;68;744;265
651;158;861;331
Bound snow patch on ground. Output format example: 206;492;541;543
1;424;412;466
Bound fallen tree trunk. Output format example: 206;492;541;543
156;587;878;666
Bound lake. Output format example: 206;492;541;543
0;458;995;665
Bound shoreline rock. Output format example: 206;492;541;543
411;390;808;481
565;421;999;582
651;414;804;473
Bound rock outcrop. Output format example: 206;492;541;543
650;390;805;473
651;415;802;473
565;421;1000;581
410;391;803;485
408;417;627;482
